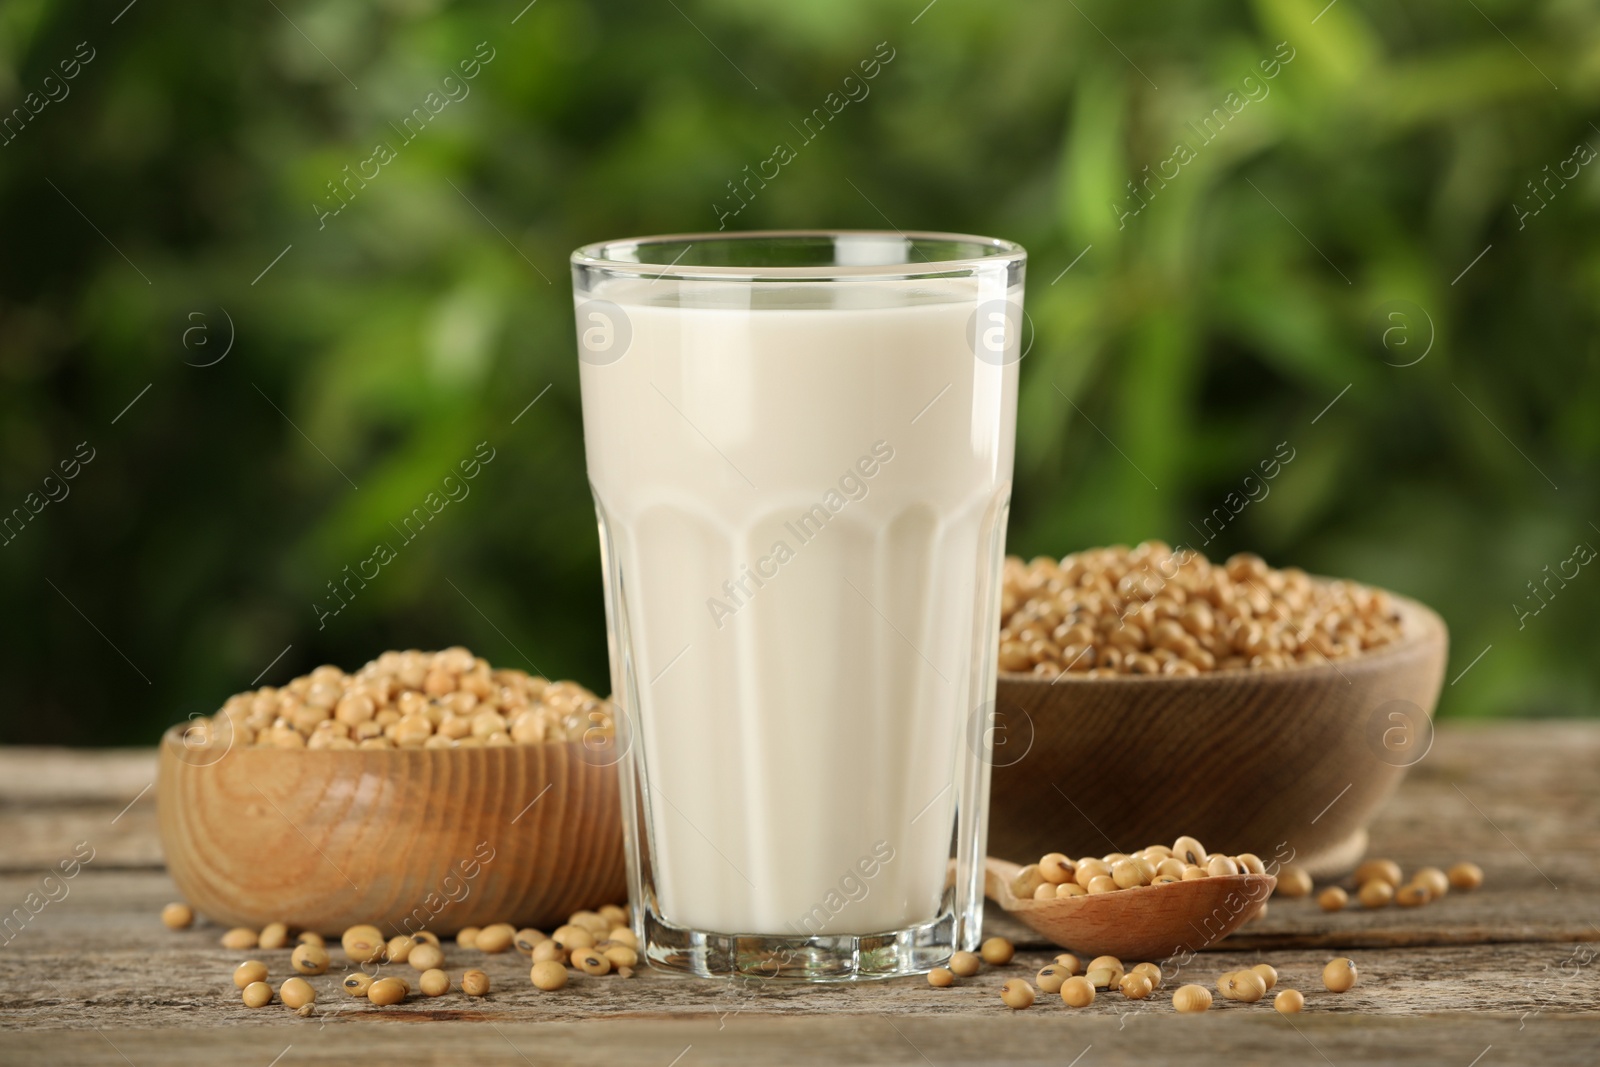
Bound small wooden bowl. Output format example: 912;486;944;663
157;728;625;935
988;592;1447;876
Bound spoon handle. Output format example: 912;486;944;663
984;856;1025;907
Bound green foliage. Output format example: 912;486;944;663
1;0;1595;744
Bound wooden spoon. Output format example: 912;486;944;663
984;857;1274;960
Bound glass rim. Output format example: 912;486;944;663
571;229;1026;281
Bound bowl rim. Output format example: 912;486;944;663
158;723;619;759
997;588;1446;687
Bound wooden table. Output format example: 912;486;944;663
3;723;1598;1065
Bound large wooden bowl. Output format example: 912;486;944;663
157;728;626;934
988;592;1447;876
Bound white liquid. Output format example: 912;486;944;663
579;277;1018;936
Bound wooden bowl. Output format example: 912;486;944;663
987;592;1447;877
157;728;625;934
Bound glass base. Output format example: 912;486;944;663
642;897;956;982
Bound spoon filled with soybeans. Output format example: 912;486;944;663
982;838;1275;959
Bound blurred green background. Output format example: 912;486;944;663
2;0;1594;746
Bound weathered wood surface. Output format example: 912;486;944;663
3;1015;1599;1067
2;723;1599;1065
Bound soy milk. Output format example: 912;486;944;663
579;274;1018;936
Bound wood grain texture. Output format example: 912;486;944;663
2;722;1599;1064
5;1016;1600;1067
988;595;1448;875
155;729;626;933
3;868;1597;1028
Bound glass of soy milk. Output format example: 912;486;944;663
572;231;1024;980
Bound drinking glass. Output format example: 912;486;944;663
572;231;1025;980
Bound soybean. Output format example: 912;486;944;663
233;961;268;989
1172;984;1212;1013
999;547;1404;676
221;927;258;950
1449;862;1484;890
1354;859;1403;887
1318;886;1349;912
258;922;289;950
1074;858;1111;889
1276;866;1314;898
1059;976;1096;1007
476;923;516;954
368;977;408;1006
573;948;611;976
1038;853;1074;885
420;969;450;996
241;981;273;1008
1111;859;1146;889
602;943;639;969
1395;883;1429;907
980;937;1014;965
1119;973;1153;1000
342;924;386;964
570;910;610;937
1035;965;1067;994
532;939;568;965
279;977;315;1009
462;969;491;996
342;973;374;997
1358;880;1394;909
1173;836;1207;867
1275;988;1305;1013
291;942;330;975
928;967;956;988
1219;970;1266;1003
195;651;614;753
385;935;416;964
1000;978;1035;1009
531;960;568;991
949;951;981;978
1322;958;1358;993
551;924;595;951
1413;867;1450;899
408;942;444;971
1087;956;1124;987
1206;855;1240;878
